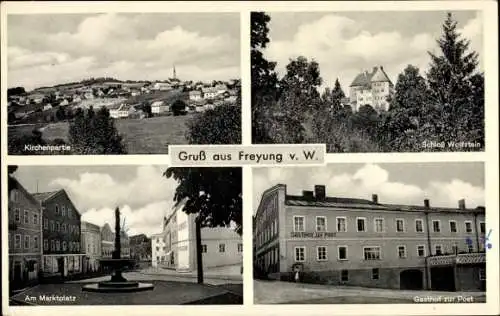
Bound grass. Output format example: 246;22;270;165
8;114;194;154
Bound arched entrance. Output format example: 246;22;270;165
400;269;424;290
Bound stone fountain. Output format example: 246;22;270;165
82;207;154;292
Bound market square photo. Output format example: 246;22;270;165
7;12;241;155
251;11;484;152
7;165;243;305
253;162;487;304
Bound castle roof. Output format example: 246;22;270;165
350;66;392;87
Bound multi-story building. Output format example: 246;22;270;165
130;234;152;261
254;184;486;292
81;221;102;273
8;175;43;288
349;66;394;112
101;223;131;259
153;198;243;271
33;189;84;278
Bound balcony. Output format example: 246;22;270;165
427;252;486;266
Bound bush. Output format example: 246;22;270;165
171;99;187;116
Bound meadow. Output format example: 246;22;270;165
8;114;194;154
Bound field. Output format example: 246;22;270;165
8;115;194;154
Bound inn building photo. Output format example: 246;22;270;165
252;163;487;304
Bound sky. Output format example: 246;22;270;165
12;165;177;237
7;13;240;91
253;163;485;214
264;11;483;93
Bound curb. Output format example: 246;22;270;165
139;271;242;282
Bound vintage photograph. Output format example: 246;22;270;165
253;163;487;304
251;11;484;152
7;165;242;305
7;13;241;155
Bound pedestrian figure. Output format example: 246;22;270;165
295;270;300;283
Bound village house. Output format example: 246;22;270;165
189;90;203;101
8;175;43;289
215;83;228;95
202;87;217;99
109;103;132;119
81;221;102;273
151;100;169;115
152;82;172;91
42;104;53;111
33;189;84;279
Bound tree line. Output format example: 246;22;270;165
252;12;484;152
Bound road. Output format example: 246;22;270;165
254;280;486;304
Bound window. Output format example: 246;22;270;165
238;243;243;252
417;245;426;257
33;214;39;225
15;234;21;249
357;217;366;232
55;222;60;232
24;210;29;224
201;244;207;253
479;268;486;281
63;241;67;251
465;221;473;233
336;217;346;232
397;245;407;258
374;218;384;233
11;190;20;202
56;240;60;251
435;245;443;255
372;268;379;280
219;244;225;253
340;270;349;282
432;220;441;233
338;246;347;260
67;208;72;218
467;243;474;253
33;236;39;249
396;219;405;232
50;220;55;231
24;235;30;249
316;216;326;232
449;221;457;233
55;205;59;214
44;218;48;229
452;245;458;254
415;219;424;233
480;222;486;234
317;246;327;261
294;216;305;232
51;240;55;251
62;224;67;233
364;247;381;260
15;208;20;222
62;205;66;216
295;246;305;262
44;239;48;251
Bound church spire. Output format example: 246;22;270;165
173;64;177;80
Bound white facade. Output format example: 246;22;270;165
349;66;393;112
189;91;202;101
109;104;130;119
81;221;101;272
152;82;172;91
151;233;166;268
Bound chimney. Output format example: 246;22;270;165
458;199;466;210
380;65;384;70
315;185;326;201
372;67;377;73
302;190;314;200
424;199;430;209
372;194;378;203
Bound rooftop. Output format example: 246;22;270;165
350;66;393;87
32;190;61;202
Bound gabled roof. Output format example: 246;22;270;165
285;195;387;210
32;190;61;202
8;176;40;206
350;66;392;87
350;71;373;87
371;67;393;85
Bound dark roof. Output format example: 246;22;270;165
383;203;485;214
350;71;374;88
32;190;61;202
350;66;393;87
8;176;40;206
286;195;387;210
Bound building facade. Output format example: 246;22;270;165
130;234;152;261
101;223;131;259
8;176;43;288
349;66;394;112
81;221;102;273
153;198;243;271
33;189;84;278
254;184;486;292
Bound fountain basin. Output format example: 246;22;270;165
82;282;154;293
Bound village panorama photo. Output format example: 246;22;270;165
7;12;241;155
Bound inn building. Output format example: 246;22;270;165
254;184;486;291
33;189;85;278
153;198;243;271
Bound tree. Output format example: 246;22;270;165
55;106;67;121
251;12;279;143
186;104;241;144
426;12;483;148
171;100;187;116
68;106;127;154
8;165;18;175
143;104;152;117
7;87;26;97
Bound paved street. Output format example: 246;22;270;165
254;280;486;304
9;272;242;305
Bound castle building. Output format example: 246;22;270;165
254;184;486;292
349;66;394;112
152;198;242;271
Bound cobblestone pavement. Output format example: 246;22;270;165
254;280;486;304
